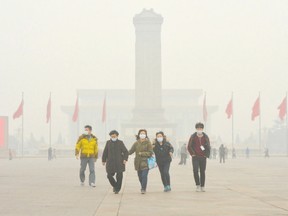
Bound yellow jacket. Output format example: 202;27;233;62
75;134;98;158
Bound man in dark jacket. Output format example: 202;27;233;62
219;144;225;163
102;130;128;194
188;122;211;192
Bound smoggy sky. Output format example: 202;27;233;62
0;0;287;146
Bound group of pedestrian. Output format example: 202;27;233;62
74;122;211;194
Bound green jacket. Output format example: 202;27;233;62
129;139;153;171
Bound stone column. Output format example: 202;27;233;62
133;9;165;121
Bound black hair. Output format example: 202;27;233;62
195;122;204;129
85;125;92;130
136;129;148;140
156;131;164;137
109;130;119;136
155;131;166;143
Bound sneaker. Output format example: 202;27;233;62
113;187;116;192
141;189;146;194
164;186;169;192
167;185;171;192
201;187;205;192
90;183;96;187
196;185;201;192
80;182;84;186
114;190;119;194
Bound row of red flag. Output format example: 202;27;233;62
71;96;107;123
13;95;54;123
12;95;107;123
202;94;287;121
13;94;287;123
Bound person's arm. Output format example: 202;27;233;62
128;142;136;155
205;135;211;158
187;135;195;156
167;142;174;157
75;138;82;158
94;137;99;159
102;142;109;164
121;142;129;164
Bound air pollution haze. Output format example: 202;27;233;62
0;1;288;152
1;1;288;216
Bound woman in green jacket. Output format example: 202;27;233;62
129;129;153;194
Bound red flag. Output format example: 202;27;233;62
102;96;106;123
225;98;233;119
72;97;79;122
251;96;260;121
46;95;51;123
203;94;207;122
13;99;24;120
278;96;287;120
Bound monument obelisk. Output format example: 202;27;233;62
121;9;176;142
132;9;165;122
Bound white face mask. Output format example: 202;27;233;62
111;138;118;142
157;137;163;143
84;131;89;135
139;134;146;139
197;130;203;135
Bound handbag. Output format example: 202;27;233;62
147;156;157;170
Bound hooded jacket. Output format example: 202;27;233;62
75;134;98;158
129;139;153;171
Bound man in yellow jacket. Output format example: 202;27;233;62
75;125;98;187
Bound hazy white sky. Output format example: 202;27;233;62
0;0;288;145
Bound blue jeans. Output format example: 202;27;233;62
80;157;95;185
137;169;149;190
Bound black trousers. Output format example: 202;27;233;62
220;154;225;163
179;154;187;165
107;172;123;191
192;156;207;187
158;161;171;187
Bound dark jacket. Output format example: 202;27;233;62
129;139;153;171
102;139;129;174
188;132;211;158
153;140;174;164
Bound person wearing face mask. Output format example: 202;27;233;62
129;129;153;194
152;131;174;192
188;122;211;192
102;130;128;194
75;125;98;187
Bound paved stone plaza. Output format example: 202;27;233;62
0;156;287;216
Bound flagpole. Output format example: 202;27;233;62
104;92;107;141
49;92;52;149
77;93;80;136
21;92;24;158
286;91;288;157
259;92;262;152
232;92;234;149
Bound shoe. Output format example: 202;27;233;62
196;185;201;192
80;182;84;186
90;183;96;187
114;190;119;194
164;186;169;192
167;185;171;191
141;189;146;194
201;187;205;192
113;187;116;192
